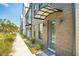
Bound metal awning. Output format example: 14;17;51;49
34;6;62;20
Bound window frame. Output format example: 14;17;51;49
38;23;44;40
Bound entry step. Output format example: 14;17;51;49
36;49;55;56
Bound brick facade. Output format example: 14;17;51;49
76;4;79;56
22;3;76;56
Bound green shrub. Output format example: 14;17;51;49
5;34;15;42
0;34;16;56
0;38;13;56
0;35;4;38
35;40;43;49
25;40;32;52
21;34;26;39
24;38;43;54
35;44;41;49
29;38;35;44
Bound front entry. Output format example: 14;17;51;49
48;20;56;53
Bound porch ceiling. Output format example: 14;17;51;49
34;6;63;20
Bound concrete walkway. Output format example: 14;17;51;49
10;34;35;56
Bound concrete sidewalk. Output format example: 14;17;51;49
10;34;35;56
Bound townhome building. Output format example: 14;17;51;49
20;3;79;56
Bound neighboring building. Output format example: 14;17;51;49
25;5;32;39
20;4;30;36
21;3;79;56
20;15;23;34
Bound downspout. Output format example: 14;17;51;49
72;3;76;56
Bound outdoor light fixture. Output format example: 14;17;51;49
60;18;64;24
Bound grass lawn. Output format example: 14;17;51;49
0;34;16;56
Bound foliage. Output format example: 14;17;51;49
25;40;32;52
5;34;16;42
0;34;16;56
29;38;43;49
0;40;12;56
21;34;26;39
35;42;42;50
0;18;19;34
0;18;17;56
29;38;36;44
0;34;16;42
24;38;43;54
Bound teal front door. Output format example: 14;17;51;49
48;20;56;53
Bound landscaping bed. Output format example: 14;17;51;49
0;34;16;56
20;34;26;39
24;38;43;54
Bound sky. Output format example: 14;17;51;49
0;3;23;27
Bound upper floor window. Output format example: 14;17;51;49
28;9;32;24
39;3;42;9
34;4;40;16
40;3;48;8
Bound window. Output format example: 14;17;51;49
48;20;56;52
38;23;43;39
27;9;32;24
33;25;36;38
39;3;42;9
40;3;48;8
34;4;40;16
